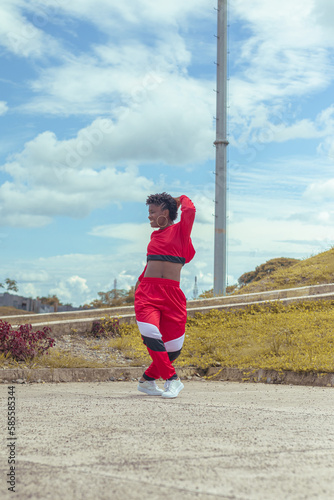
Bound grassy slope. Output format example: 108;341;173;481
234;248;334;294
0;307;32;316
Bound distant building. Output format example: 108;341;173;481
0;292;52;313
0;292;91;314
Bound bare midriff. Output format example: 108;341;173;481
144;260;183;281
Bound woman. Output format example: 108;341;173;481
134;192;196;399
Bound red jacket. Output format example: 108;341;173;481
138;195;196;281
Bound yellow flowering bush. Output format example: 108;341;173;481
108;322;150;364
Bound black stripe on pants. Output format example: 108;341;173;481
142;335;182;381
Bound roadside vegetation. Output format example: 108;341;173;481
1;249;334;373
1;300;334;373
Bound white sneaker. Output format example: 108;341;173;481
137;380;164;396
164;380;171;390
162;378;184;399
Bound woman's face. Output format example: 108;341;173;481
148;204;169;228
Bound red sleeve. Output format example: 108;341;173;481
179;195;196;240
137;264;147;282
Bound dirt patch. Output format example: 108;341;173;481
53;333;131;365
0;333;133;369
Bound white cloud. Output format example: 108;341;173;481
16;270;50;283
304;179;334;202
234;104;334;148
0;1;62;58
90;223;152;243
315;105;334;159
1;81;214;227
20;76;214;162
228;215;334;264
255;119;322;144
232;0;334;49
22;34;192;116
190;194;215;225
0;167;152;227
0;120;157;226
228;0;334;146
4;253;147;306
310;0;334;42
192;222;214;252
276;105;334;144
0;101;8;115
34;0;211;33
19;283;39;299
49;275;90;305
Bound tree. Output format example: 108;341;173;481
90;287;135;308
0;278;18;292
37;295;62;312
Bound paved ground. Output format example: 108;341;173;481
0;381;333;500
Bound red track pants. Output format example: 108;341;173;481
134;277;187;380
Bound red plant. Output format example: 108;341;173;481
91;317;120;338
91;320;105;337
0;320;55;361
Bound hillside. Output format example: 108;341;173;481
235;248;334;294
0;306;33;316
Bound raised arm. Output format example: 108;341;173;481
175;195;196;240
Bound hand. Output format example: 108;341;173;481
173;197;181;209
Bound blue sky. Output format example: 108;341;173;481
1;0;334;306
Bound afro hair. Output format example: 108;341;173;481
146;192;178;221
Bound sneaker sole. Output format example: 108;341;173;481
161;382;184;399
137;386;163;396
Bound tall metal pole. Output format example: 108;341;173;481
213;0;228;296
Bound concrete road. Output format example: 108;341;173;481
1;381;333;500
